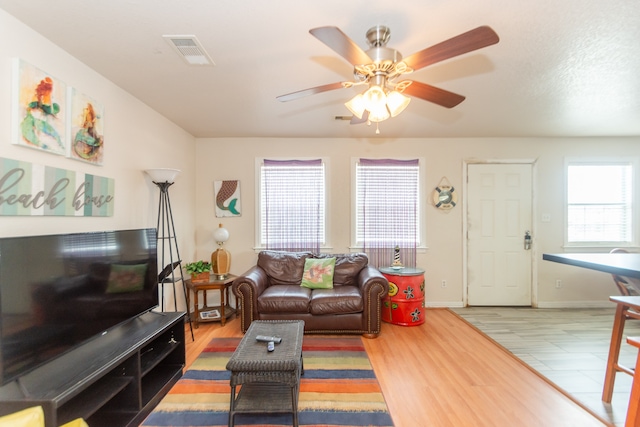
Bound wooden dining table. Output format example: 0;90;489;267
543;252;640;425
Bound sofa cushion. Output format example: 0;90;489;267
309;286;364;315
313;253;368;286
258;251;311;286
258;285;311;313
301;257;336;289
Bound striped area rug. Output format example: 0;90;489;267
142;336;394;427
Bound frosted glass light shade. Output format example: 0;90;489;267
344;93;366;119
363;85;386;109
386;91;411;117
213;223;229;244
368;103;390;123
145;168;181;183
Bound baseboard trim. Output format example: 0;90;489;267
427;301;613;309
426;301;465;308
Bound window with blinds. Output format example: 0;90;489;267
259;159;326;251
355;158;420;247
567;162;634;244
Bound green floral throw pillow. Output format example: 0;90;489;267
301;257;336;289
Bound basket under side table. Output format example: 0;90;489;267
225;320;305;427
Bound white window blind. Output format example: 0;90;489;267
355;158;420;266
567;163;633;243
260;159;325;251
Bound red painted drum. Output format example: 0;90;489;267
379;267;425;326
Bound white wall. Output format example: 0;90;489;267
0;10;198;310
195;136;640;308
6;6;637;309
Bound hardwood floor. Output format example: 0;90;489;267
452;306;640;427
182;309;608;427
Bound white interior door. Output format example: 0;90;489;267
467;163;533;306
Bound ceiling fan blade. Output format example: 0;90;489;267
403;26;499;71
402;81;466;108
309;26;372;66
277;82;346;102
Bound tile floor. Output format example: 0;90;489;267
451;306;640;427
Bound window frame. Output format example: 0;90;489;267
350;156;427;250
254;157;330;250
564;157;639;249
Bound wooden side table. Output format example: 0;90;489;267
185;274;237;328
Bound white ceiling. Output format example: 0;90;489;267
1;0;639;139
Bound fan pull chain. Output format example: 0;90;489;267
375;122;380;134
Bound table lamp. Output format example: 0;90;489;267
211;223;231;279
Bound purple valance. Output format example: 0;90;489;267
359;158;419;166
264;159;322;167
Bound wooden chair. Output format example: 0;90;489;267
625;337;640;426
604;296;640;403
603;248;640;403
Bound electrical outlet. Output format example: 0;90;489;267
555;279;562;289
441;280;447;288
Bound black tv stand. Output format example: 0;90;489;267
0;311;185;427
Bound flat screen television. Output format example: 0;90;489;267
0;228;158;386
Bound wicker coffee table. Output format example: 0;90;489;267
226;320;305;427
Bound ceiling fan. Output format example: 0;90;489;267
277;25;499;131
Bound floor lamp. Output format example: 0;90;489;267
146;168;193;340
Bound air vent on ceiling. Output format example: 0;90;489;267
163;35;214;66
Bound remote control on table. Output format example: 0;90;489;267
256;335;282;344
267;341;275;352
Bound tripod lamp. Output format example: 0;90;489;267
145;167;182;310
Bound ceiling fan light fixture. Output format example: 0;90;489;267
345;93;366;119
346;85;404;123
386;90;411;117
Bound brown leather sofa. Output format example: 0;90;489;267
232;251;389;337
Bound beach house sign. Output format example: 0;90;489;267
0;157;114;216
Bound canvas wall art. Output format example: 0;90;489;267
68;88;105;165
215;180;241;217
12;59;67;155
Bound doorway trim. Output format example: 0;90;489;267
462;158;539;307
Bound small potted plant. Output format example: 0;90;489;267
185;260;211;283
